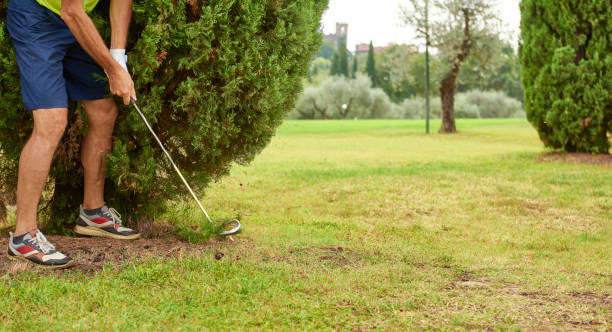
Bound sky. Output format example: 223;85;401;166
321;0;521;51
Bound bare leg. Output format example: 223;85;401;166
81;98;118;210
15;108;69;236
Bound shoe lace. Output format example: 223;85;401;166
108;207;123;226
33;231;56;253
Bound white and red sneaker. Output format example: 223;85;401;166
74;205;140;240
7;230;74;269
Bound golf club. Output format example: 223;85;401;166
130;98;241;236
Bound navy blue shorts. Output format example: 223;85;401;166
6;0;108;111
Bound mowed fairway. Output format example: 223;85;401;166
2;119;611;330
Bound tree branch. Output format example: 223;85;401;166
312;99;328;119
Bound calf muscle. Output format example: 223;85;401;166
15;108;68;236
81;99;117;210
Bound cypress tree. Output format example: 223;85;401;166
0;0;328;230
520;0;611;153
330;51;341;76
366;41;376;87
351;56;358;78
338;39;349;77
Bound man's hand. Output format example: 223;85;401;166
61;0;135;105
108;48;135;105
108;65;136;105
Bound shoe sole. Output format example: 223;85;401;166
7;254;75;270
74;225;141;240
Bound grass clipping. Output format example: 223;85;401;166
173;215;235;244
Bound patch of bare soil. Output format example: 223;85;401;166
445;271;491;290
539;152;612;167
0;234;242;276
285;246;361;268
514;289;612;330
445;272;611;330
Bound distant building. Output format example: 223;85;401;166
354;43;392;56
354;43;370;56
375;45;391;53
324;23;348;45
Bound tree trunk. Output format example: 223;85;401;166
339;98;353;119
438;8;473;134
439;71;458;133
298;109;315;119
312;100;328;119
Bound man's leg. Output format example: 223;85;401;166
15;108;69;236
11;109;74;269
81;98;118;209
75;98;139;239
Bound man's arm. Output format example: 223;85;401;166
110;0;132;49
61;0;136;105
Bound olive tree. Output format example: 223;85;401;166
402;0;500;133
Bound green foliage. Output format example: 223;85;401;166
520;0;612;153
366;41;376;87
307;40;520;107
330;39;349;77
370;41;521;105
0;8;22;215
458;40;523;102
391;90;522;120
316;39;335;60
306;57;331;86
392;96;441;119
351;56;358;78
329;51;341;77
338;39;350;78
290;74;392;119
375;44;427;102
402;0;501;132
369;89;393;118
0;0;328;231
292;80;521;120
311;57;331;74
455;90;524;119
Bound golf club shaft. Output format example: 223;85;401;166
130;99;214;225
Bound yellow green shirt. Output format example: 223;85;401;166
36;0;100;16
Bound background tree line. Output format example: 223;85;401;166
305;0;610;153
294;12;523;121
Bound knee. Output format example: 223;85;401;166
89;101;118;127
101;102;118;123
33;113;68;144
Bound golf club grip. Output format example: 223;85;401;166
129;98;214;224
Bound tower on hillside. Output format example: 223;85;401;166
335;23;348;41
324;22;348;45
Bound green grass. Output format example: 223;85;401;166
2;119;611;330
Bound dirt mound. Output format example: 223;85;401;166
0;234;237;275
539;152;612;167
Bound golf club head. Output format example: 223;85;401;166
218;218;241;236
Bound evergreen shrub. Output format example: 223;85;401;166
520;0;611;153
